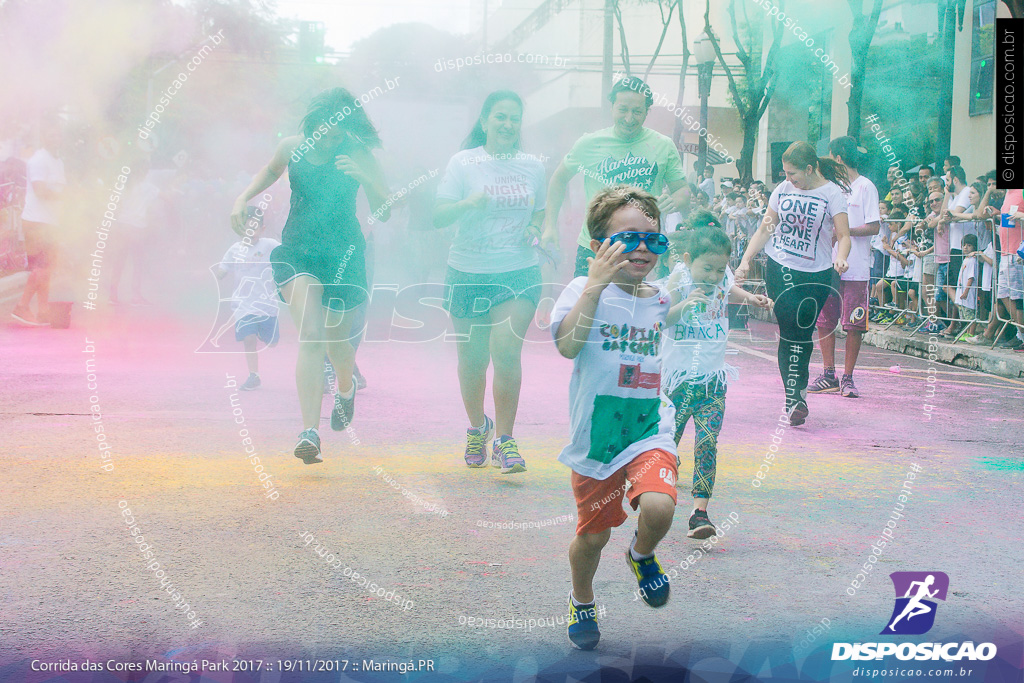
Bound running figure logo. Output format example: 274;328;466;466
881;571;949;635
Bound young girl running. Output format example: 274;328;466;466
230;88;391;463
661;212;771;539
735;141;851;426
434;90;547;474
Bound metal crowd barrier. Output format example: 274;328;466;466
867;217;1003;345
988;218;1024;348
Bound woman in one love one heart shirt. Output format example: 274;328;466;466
736;141;851;426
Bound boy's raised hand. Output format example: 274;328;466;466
586;238;628;289
749;293;772;309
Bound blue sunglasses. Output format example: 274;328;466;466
608;231;669;255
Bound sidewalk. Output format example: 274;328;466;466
864;325;1024;379
745;305;1024;380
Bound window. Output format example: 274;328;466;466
970;0;995;116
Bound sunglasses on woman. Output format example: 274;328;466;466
607;231;669;255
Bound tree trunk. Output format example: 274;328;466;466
738;117;759;183
847;28;868;139
846;1;882;140
705;0;785;183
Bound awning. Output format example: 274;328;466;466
677;141;729;165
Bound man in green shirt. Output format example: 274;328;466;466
541;76;690;276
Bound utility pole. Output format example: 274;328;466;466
935;0;955;166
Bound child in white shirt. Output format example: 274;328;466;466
954;233;979;338
215;208;281;390
660;212;770;539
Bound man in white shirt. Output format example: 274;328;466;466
13;121;65;326
939;165;971;332
810;137;880;398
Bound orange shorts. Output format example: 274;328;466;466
571;448;678;535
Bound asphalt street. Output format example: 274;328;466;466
1;305;1021;682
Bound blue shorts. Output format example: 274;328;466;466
235;314;280;344
934;263;949;303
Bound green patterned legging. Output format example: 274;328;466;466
668;377;727;500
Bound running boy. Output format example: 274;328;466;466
216;207;281;390
660;211;770;539
551;185;678;650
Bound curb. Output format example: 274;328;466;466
747;304;1024;380
864;328;1024;379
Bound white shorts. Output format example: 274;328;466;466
997;256;1024;300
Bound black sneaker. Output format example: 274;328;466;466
240;373;261;391
294;428;322;464
997;337;1024;350
687;509;716;539
353;365;367;391
807;372;839;394
331;388;355;431
787;400;809;426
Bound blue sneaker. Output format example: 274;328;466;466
294;428;322;464
626;535;670;607
464;416;493;468
494;436;526;474
566;594;600;650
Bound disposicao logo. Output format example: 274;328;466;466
832;571;998;662
882;571;948;635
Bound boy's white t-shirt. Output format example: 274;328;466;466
663;211;684;233
886;234;909;277
982;243;995;291
659;262;738;394
217;237;281;319
550;277;677;481
872;218;891;253
21;148;66;225
956;256;978;309
436;147;546;274
766;180;848;272
835;174;881;281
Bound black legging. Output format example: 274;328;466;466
764;257;836;406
